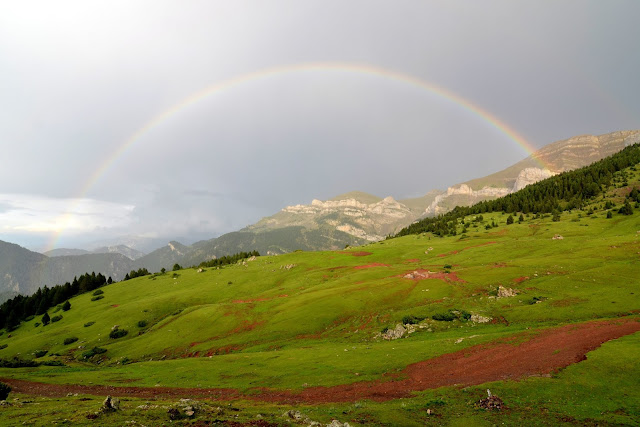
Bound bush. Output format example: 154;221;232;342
402;315;425;325
41;312;50;326
91;295;104;301
92;289;104;296
432;312;456;322
82;347;107;359
0;358;39;368
34;322;40;327
0;381;11;400
62;301;71;311
34;350;48;358
24;315;35;321
109;328;128;339
84;321;95;327
0;344;7;350
41;360;65;367
63;337;78;345
137;320;148;328
51;315;63;323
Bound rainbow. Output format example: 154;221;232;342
47;61;543;251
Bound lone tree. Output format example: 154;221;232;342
173;263;182;271
506;215;514;225
41;312;50;326
619;201;634;215
62;301;71;311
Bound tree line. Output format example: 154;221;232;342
396;143;640;237
0;272;110;331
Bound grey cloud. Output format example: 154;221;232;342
0;0;639;249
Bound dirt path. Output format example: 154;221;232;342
3;318;639;404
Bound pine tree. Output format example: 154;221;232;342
41;312;50;326
62;301;71;311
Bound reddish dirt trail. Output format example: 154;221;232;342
3;318;639;404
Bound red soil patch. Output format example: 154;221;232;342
4;319;639;404
354;263;390;269
402;269;466;283
338;251;372;257
404;259;420;263
111;304;119;308
513;276;529;283
492;262;508;268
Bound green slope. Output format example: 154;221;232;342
0;154;639;425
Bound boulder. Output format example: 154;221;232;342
383;324;406;340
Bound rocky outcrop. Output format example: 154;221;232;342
256;194;415;242
425;185;511;216
512;168;555;191
383;323;407;340
424;130;639;217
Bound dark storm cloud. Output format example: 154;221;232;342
1;0;639;249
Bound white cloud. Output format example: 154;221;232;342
0;194;134;234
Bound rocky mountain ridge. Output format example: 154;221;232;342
426;130;640;215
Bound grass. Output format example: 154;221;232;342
0;169;639;425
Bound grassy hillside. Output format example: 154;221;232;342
0;159;639;424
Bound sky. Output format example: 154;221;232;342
1;1;639;252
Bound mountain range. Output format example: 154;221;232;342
1;129;638;298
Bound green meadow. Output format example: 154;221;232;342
1;168;639;425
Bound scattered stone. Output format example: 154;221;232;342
476;389;504;411
136;404;159;410
100;395;120;413
197;268;203;273
497;286;518;298
471;314;492;323
247;256;257;261
552;234;564;240
383;324;406;340
282;410;303;420
111;325;120;331
328;420;352;427
280;264;297;270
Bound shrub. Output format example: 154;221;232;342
34;322;40;327
84;321;95;327
92;289;104;296
41;312;50;326
51;315;63;323
91;295;104;301
137;320;148;328
109;328;128;339
24;315;35;322
82;347;107;359
443;264;452;270
62;301;71;311
41;360;65;367
432;312;456;322
63;337;78;345
0;358;39;368
402;315;425;325
34;350;48;358
0;381;11;400
0;344;7;350
173;263;182;271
